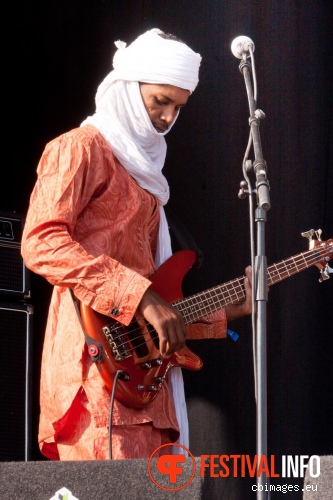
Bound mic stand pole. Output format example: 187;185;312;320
238;55;271;500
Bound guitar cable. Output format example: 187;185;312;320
108;369;128;460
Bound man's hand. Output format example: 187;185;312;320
138;288;187;358
225;266;253;321
139;266;252;357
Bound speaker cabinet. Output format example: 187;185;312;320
0;301;33;461
303;455;333;499
0;458;207;500
0;212;31;299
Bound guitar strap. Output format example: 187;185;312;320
165;205;204;268
69;288;105;364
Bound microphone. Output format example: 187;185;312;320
231;36;255;59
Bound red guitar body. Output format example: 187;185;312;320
79;250;203;409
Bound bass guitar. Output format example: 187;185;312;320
79;230;332;409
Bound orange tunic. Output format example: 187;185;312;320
21;124;227;460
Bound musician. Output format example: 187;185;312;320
21;28;252;461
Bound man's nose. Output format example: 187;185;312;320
161;107;178;124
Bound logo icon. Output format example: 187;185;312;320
50;487;79;500
148;443;196;491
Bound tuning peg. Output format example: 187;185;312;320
301;229;315;240
319;264;333;283
315;229;322;241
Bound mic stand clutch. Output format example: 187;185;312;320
237;52;271;499
239;57;270;210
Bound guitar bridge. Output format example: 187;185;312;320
102;323;130;361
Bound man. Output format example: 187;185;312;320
21;28;252;461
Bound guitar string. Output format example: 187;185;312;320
103;247;331;356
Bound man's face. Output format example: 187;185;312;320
139;83;190;133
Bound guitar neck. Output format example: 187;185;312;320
174;245;329;325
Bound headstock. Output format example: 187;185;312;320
301;229;333;282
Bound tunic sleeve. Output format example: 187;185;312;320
21;127;152;326
186;308;227;339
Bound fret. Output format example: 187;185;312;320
300;252;308;270
268;263;282;284
233;278;246;302
290;255;301;274
187;296;199;323
222;283;234;305
210;286;222;310
202;290;214;316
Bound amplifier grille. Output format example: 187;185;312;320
0;212;31;299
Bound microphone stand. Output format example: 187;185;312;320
238;53;271;500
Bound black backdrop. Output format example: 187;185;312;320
3;1;333;498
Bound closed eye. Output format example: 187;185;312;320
155;97;167;106
154;97;185;112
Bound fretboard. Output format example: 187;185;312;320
174;242;332;325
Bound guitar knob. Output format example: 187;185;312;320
118;371;130;382
148;385;157;392
154;376;164;383
140;362;151;370
151;358;162;366
137;385;145;391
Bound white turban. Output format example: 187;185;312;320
82;27;202;268
96;28;201;105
